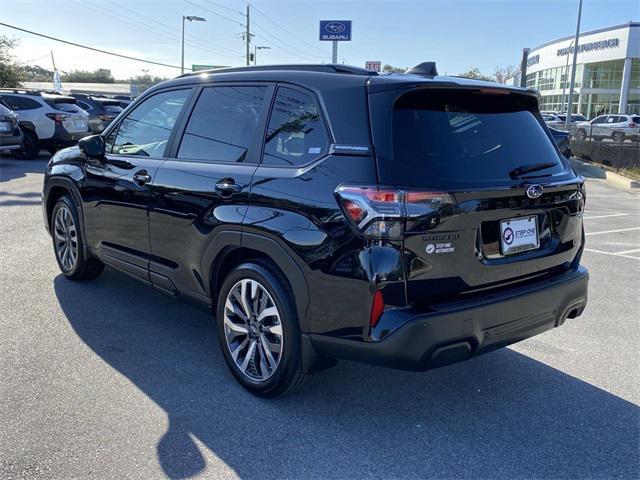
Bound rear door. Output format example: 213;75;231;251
369;86;585;305
148;84;272;299
82;88;192;283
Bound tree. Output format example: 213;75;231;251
61;68;115;83
457;67;495;82
19;64;54;82
382;64;406;73
493;65;520;84
124;74;168;92
0;35;22;87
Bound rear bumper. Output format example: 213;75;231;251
309;266;588;371
0;129;23;151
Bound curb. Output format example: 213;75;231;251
605;170;640;189
569;158;640;189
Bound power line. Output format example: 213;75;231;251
201;0;243;15
183;0;245;27
0;22;188;70
76;0;240;60
242;0;328;55
104;0;242;59
251;22;325;61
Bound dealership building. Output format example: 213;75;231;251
524;22;639;119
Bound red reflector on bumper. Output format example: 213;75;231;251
370;290;385;327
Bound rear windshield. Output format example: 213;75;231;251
103;104;123;114
45;98;83;113
390;89;564;187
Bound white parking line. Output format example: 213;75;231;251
614;248;640;255
585;227;640;236
584;248;640;260
583;213;633;219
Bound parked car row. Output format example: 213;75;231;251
542;110;639;142
575;114;640;142
0;89;132;159
541;112;586;130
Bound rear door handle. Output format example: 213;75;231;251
133;171;152;185
215;178;243;196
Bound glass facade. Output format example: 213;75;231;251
527;58;639;118
582;60;625;88
631;59;640;89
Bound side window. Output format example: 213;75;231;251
263;87;329;167
0;96;41;111
592;116;606;124
111;89;190;157
177;86;266;162
77;101;92;111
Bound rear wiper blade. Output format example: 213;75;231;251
509;162;557;179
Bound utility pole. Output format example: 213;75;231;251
245;5;251;66
565;0;583;128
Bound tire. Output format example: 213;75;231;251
575;129;587;141
612;131;624;143
216;261;312;397
13;129;40;160
51;195;104;281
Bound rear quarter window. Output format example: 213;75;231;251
263;87;329;167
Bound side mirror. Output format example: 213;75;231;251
79;135;105;159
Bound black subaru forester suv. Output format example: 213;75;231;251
43;63;589;397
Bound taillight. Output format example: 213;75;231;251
370;290;385;327
45;113;70;124
335;185;455;239
629;123;637;128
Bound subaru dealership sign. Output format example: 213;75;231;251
319;20;352;41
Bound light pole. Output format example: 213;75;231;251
565;0;583;128
181;15;206;75
254;45;270;65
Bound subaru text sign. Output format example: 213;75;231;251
319;20;352;41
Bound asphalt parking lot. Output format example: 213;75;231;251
1;155;638;479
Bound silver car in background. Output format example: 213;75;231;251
575;114;640;142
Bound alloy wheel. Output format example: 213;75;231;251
53;205;78;271
223;278;283;381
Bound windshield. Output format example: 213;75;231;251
389;89;564;187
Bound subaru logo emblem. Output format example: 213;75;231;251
326;22;346;33
526;184;543;199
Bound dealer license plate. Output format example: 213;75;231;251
500;216;539;255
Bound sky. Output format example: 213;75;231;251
0;0;638;80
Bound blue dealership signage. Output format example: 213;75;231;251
319;20;352;41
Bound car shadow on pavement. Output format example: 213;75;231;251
0;155;48;183
54;270;639;480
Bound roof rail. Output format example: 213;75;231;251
179;63;378;78
0;88;43;96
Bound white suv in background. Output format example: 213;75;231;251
575;114;640;142
0;90;90;159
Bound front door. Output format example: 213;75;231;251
148;84;272;300
82;88;193;282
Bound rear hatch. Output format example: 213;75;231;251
368;84;585;306
96;99;124;121
44;96;89;133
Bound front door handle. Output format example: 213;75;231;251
215;178;243;196
133;171;152;185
